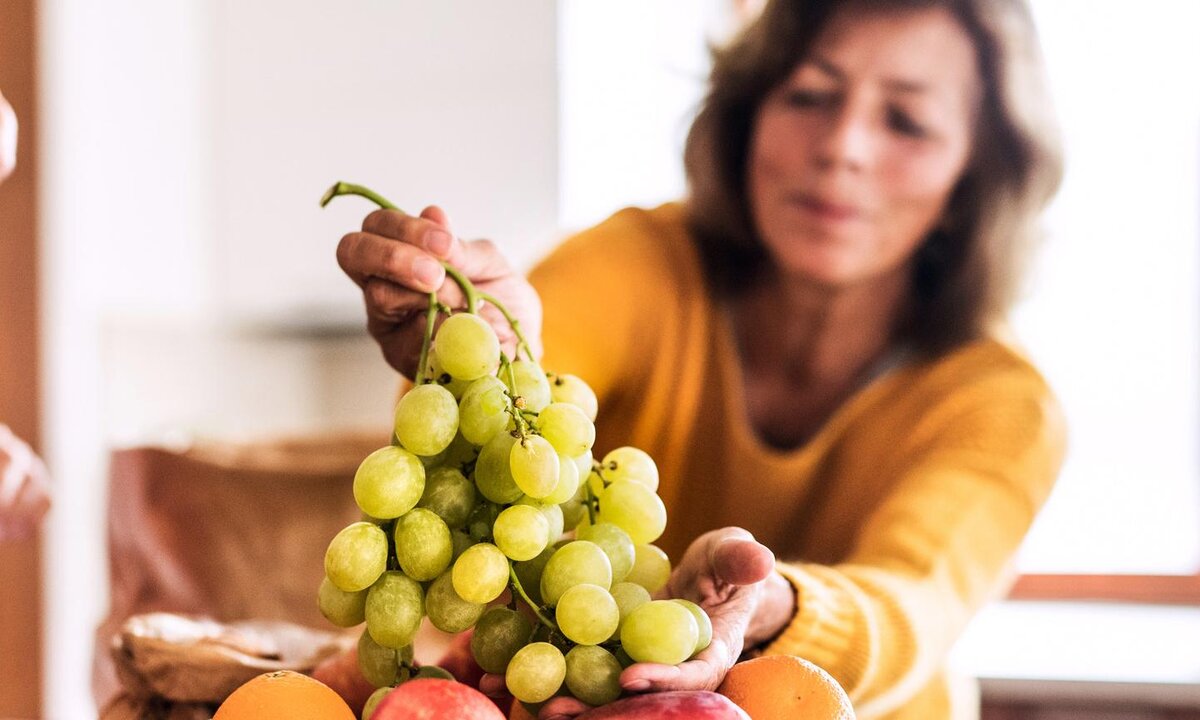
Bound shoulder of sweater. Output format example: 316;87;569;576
928;336;1053;395
883;335;1065;446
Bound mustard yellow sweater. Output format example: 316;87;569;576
529;204;1066;720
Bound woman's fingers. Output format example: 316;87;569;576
539;695;592;719
710;537;775;587
362;208;462;261
478;672;508;698
338;230;445;292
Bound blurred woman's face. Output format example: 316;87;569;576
747;6;979;289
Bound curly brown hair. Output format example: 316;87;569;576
684;0;1063;356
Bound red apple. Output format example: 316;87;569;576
371;678;506;720
576;691;750;720
311;647;376;715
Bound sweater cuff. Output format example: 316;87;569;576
764;563;870;694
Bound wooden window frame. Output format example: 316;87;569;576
1009;573;1200;605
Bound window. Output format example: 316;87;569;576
1012;0;1200;582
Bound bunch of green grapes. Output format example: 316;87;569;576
317;182;711;712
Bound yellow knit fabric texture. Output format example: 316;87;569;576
529;203;1066;720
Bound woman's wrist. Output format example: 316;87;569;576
744;569;797;649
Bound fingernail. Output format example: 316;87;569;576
413;256;443;287
623;679;650;691
426;230;452;257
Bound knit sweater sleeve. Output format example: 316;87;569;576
764;358;1067;717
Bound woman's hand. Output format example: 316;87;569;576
0;424;50;541
486;527;796;720
336;205;542;379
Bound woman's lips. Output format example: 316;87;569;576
793;194;862;222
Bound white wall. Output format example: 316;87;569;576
558;0;726;232
39;2;559;716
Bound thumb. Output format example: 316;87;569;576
709;533;775;587
419;205;467;267
419;204;452;231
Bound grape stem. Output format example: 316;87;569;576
509;564;557;632
416;298;439;381
584;476;598;526
498;352;531;439
321;181;534;367
479;291;535;362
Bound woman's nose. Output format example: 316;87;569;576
812;100;873;173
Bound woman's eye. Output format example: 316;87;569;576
784;89;834;109
887;108;928;138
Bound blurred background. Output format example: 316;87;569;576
0;0;1197;717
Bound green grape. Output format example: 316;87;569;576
540;540;612;606
565;645;622;706
418;446;446;468
571;450;594;478
417;466;477;528
542;453;580;505
435;313;501;381
365;571;425;649
451;542;510;603
555;583;619;645
493;504;550;561
586;467;606;497
471;607;534;674
626;544;671;593
357;627;401;687
559;481;589;531
440;431;479;470
673;599;713;657
608;581;652;641
577;522;636;584
425;570;485;633
475;433;523;504
424;345;472;399
394;383;459;457
450;529;474;559
466;500;502;542
509;435;560;499
458;375;512;446
362;686;393;720
536;402;595;457
597;481;666;545
324;521;389;592
413;665;455;680
359;511;389;526
353;446;426;520
317;575;366;627
393;508;453;581
518;497;564;544
505;642;566;704
620;600;699;666
512;545;555;606
600;446;659;491
503;360;552;412
548;373;598;421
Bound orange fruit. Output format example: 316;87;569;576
717;655;855;720
214;670;357;720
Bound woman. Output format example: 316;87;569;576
334;0;1064;717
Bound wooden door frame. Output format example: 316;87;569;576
0;0;43;716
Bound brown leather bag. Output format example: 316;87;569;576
93;432;387;710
